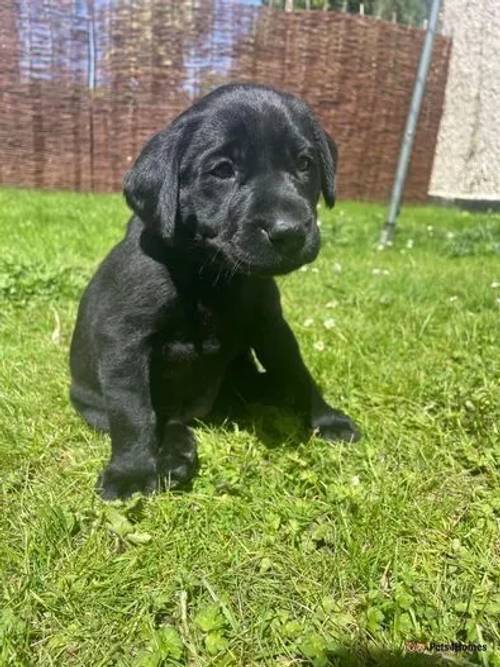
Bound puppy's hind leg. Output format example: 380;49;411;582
157;421;198;490
70;383;110;433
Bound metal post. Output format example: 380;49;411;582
379;0;442;247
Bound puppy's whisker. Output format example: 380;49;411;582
197;244;222;279
214;264;225;287
230;257;241;280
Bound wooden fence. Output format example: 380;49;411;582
0;0;451;201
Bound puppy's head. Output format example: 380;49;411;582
124;84;337;275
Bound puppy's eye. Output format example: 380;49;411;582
210;161;235;180
297;155;312;172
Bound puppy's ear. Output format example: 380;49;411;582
314;125;338;208
123;122;185;241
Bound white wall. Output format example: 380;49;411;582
429;0;500;201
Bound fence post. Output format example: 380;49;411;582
379;0;443;247
87;0;96;191
285;0;294;11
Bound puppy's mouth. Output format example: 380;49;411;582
201;236;319;277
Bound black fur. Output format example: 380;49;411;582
69;83;360;499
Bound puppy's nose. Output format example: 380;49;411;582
267;219;306;254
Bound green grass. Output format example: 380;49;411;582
1;187;499;667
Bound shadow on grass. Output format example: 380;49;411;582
194;351;330;452
204;376;309;451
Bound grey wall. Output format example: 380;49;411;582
429;0;500;202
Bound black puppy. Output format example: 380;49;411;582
70;83;360;499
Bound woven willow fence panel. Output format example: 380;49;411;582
0;0;450;201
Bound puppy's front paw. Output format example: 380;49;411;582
97;457;157;500
157;422;198;489
313;410;361;444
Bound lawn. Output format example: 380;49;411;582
0;187;499;667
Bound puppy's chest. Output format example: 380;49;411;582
161;301;244;367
